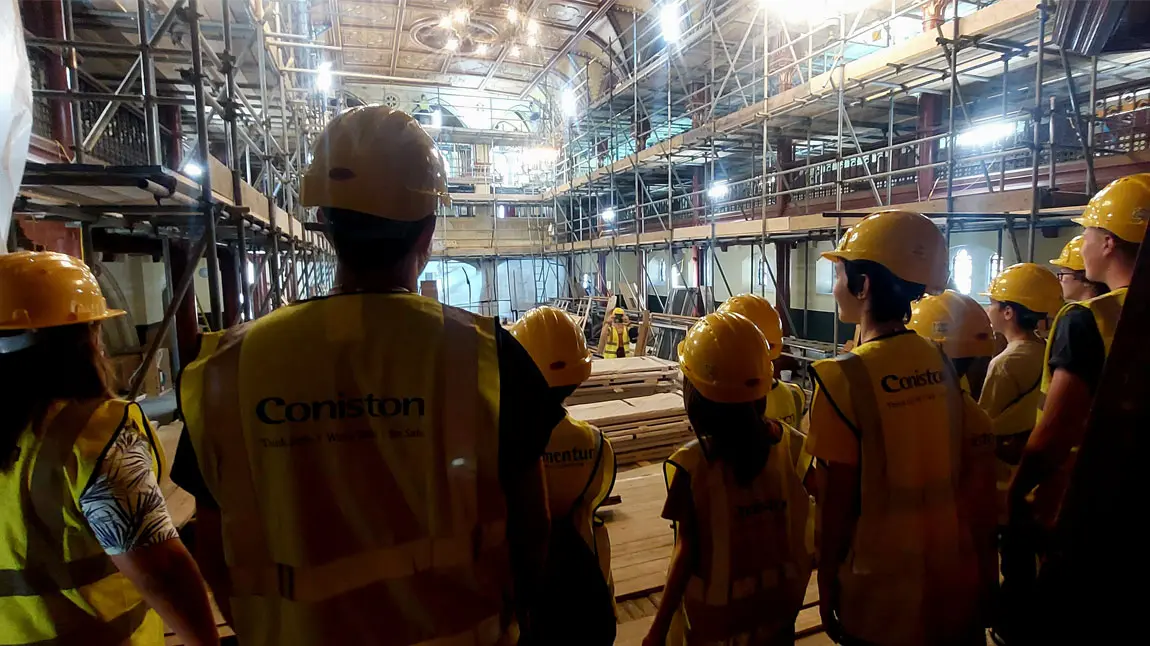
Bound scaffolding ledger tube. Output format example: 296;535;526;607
1028;1;1047;262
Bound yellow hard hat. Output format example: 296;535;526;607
612;307;625;316
511;306;592;388
300;105;450;221
677;311;770;404
908;290;994;359
1072;173;1150;243
821;210;949;293
984;263;1063;315
0;251;126;331
717;293;783;361
1049;235;1086;271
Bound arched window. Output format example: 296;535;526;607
953;248;974;295
988;252;1003;281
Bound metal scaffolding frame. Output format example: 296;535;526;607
539;0;1150;349
17;0;337;382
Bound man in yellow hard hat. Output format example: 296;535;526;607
907;289;996;399
600;307;634;358
172;106;561;645
1005;173;1149;640
0;252;219;646
1049;234;1106;302
510;306;617;644
805;211;996;646
644;312;811;646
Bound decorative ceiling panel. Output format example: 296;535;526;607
343;48;392;66
342;27;394;47
338;2;397;26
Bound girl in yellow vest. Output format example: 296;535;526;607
907;290;995;399
0;252;218;645
1049;235;1107;302
644;311;811;646
510;306;617;644
978;263;1063;525
805;211;997;646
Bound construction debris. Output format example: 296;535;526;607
566;357;682;406
568;392;692;466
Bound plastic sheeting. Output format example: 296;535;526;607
1;0;33;253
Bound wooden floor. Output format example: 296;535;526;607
606;463;825;645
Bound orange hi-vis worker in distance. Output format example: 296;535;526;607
645;311;811;646
511;306;617;644
173;106;564;646
806;210;997;646
0;252;218;646
907;290;996;399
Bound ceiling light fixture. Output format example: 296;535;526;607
527;18;540;34
707;181;729;200
315;60;333;92
507;6;520;23
438;15;453;29
510;45;522;57
182;162;203;178
476;43;489;56
445;37;460;51
526;34;538;47
600;208;616;222
452;8;469;24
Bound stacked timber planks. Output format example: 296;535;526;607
568;392;692;466
566;357;681;406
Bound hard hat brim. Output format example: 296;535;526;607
0;308;127;331
1070;217;1090;228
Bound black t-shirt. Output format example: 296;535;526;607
1047;305;1106;392
171;325;564;509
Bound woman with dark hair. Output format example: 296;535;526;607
644;311;811;646
805;211;997;646
0;251;218;645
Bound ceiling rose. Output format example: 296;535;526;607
411;16;500;54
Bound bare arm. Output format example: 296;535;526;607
505;458;550;638
1008;368;1092;515
644;523;696;645
111;538;219;646
816;460;858;642
191;505;233;627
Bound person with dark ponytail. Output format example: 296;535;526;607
644;311;811;646
0;251;218;645
806;211;997;646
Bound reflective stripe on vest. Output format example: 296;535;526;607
183;295;511;646
668;432;810;643
0;400;153;645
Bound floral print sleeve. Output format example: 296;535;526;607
78;422;178;555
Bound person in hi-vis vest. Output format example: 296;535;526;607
644;312;811;646
907;290;995;399
805;211;997;646
978;263;1063;527
510;306;617;644
1049;235;1107;303
0;252;218;646
1004;174;1149;642
172;106;563;646
600;307;634;358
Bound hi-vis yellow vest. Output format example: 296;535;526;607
664;428;811;645
1032;287;1126;527
765;380;805;428
543;416;617;589
0;399;164;645
180;292;512;646
809;332;982;646
604;325;630;358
